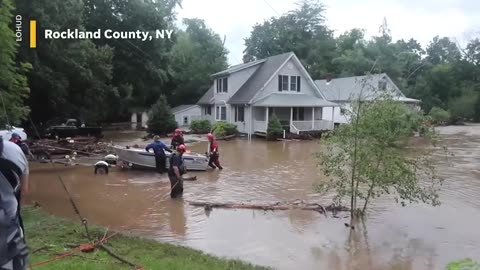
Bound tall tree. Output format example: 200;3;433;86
0;0;31;126
426;36;462;65
84;0;182;116
169;18;228;106
243;0;337;78
16;0;115;124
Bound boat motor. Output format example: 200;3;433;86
94;160;109;174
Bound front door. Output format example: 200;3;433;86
292;107;304;121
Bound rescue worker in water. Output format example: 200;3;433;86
145;135;172;174
207;133;223;170
168;144;187;198
170;129;184;150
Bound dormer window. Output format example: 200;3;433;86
378;78;387;90
216;77;228;93
278;75;301;92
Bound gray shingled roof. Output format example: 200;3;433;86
197;85;214;105
171;104;198;114
253;93;338;107
211;59;266;78
228;52;294;104
314;73;420;102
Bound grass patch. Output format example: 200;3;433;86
22;206;270;270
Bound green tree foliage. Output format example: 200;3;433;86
190;119;211;134
316;76;446;221
266;114;283;140
15;0;115;124
243;0;337;78
169;18;228;106
147;95;177;135
84;0;181;113
212;121;237;137
446;258;480;270
11;0;230;125
0;0;31;126
428;107;451;124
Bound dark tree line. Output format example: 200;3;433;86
2;0;227;127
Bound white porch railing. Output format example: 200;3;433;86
290;120;334;134
254;120;267;132
190;115;215;123
290;122;299;134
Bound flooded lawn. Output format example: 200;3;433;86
27;125;480;270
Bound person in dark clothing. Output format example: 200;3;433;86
170;129;184;150
168;144;187;198
145;136;172;174
207;133;223;170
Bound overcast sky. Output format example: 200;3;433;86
176;0;480;65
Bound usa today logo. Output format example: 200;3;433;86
44;29;174;41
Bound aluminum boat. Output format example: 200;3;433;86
111;145;209;171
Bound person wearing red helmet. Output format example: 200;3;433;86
168;144;187;198
207;133;223;170
170;129;184;150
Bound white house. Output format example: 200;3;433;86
196;52;339;136
171;104;201;127
314;73;421;124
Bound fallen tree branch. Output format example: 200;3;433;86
98;243;139;268
32;246;51;254
187;200;349;214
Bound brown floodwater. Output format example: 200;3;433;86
26;125;480;270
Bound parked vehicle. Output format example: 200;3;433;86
44;118;102;138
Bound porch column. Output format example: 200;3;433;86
290;107;293;123
331;106;335;129
312;107;314;129
265;107;269;131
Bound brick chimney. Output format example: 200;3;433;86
325;74;333;83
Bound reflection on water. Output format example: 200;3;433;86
27;125;480;269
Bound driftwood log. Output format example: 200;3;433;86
187;199;349;215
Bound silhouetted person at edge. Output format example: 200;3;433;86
0;138;30;269
145;135;172;174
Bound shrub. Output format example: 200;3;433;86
446;258;480;270
146;95;177;135
266;114;283;140
190;119;211;134
212;121;237;137
429;107;451;124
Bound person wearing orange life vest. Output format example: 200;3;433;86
170;129;184;150
207;133;223;170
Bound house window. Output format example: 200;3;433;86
235;106;245;122
216;77;228;93
292;107;304;121
204;106;211;115
183;116;188;125
378;78;387;90
216;105;226;121
290;76;300;91
278;75;289;91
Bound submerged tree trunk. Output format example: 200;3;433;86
188;201;350;214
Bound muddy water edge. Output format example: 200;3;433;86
26;125;480;270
